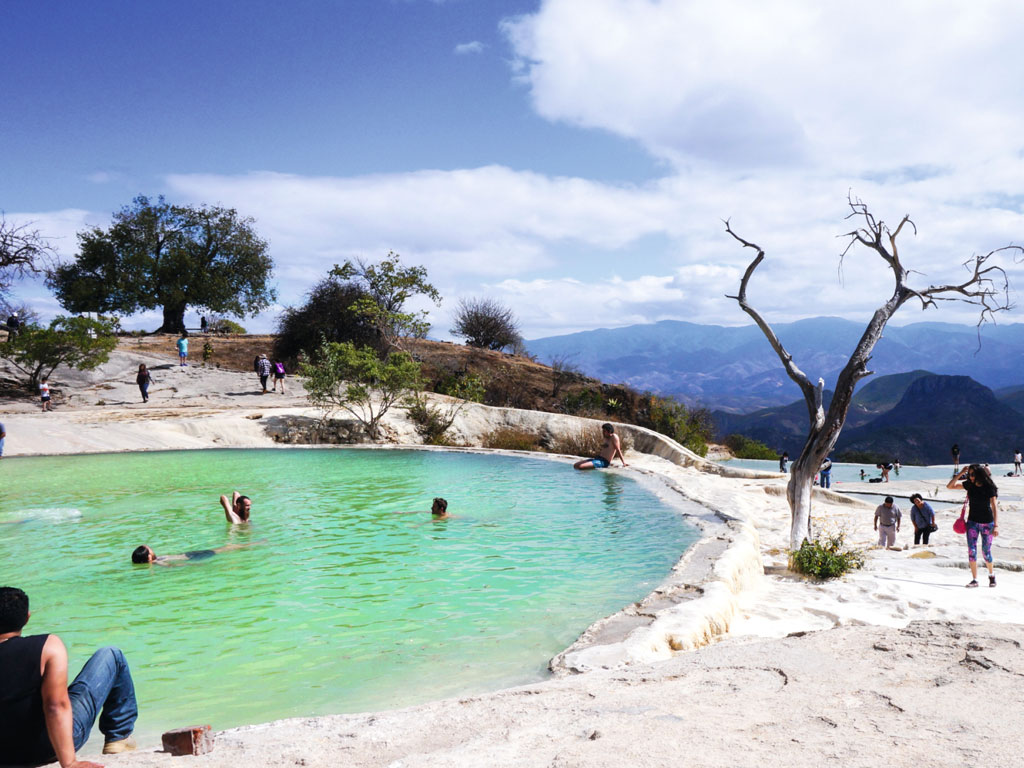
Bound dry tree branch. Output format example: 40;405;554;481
723;219;819;414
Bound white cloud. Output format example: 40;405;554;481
454;40;485;55
10;1;1024;338
503;0;1024;171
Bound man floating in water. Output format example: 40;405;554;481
0;586;139;765
131;541;260;565
219;491;252;523
573;423;628;470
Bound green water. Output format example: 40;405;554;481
0;448;698;746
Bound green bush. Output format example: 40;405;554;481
561;387;605;415
723;434;778;460
637;395;712;457
212;318;247;334
790;533;865;579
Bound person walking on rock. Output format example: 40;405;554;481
136;364;153;403
256;354;272;394
909;493;936;546
947;463;1000;588
873;496;901;548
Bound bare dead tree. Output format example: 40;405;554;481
0;215;56;300
725;195;1018;551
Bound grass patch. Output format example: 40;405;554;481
482;427;543;452
547;428;632;458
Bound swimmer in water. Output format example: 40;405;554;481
394;497;452;519
430;497;449;519
130;541;259;566
219;491;252;524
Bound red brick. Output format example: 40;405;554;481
161;725;214;756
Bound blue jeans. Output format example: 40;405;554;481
820;471;831;489
67;646;138;750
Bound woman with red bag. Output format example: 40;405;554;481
947;463;1000;588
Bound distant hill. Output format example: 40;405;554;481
835;375;1024;465
527;318;1024;411
710;370;934;451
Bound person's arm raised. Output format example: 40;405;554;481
220;493;241;523
41;635;103;768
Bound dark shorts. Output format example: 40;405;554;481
184;549;216;561
589;457;609;469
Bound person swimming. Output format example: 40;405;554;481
130;541;259;566
219;491;252;524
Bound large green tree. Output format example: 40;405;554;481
48;195;275;333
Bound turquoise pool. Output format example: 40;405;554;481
0;448;699;747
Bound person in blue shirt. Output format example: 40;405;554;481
819;456;832;488
909;493;936;545
176;332;188;366
0;421;5;459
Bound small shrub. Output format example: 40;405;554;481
482;427;542;452
723;434;778;460
790;533;865;579
202;341;214;362
407;398;455;445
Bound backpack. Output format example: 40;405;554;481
274;362;285;376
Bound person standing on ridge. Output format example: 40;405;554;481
177;331;189;367
1014;449;1021;477
951;443;960;473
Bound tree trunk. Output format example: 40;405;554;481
157;303;187;334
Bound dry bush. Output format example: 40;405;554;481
548;427;632;457
482;427;543;452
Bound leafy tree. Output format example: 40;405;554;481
1;215;54;303
273;277;380;361
726;195;1017;550
450;297;523;351
1;315;118;389
48;195;275;334
330;252;440;352
300;341;422;440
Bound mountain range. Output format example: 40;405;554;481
710;371;1024;465
526;318;1024;412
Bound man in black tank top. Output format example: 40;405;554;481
0;587;138;766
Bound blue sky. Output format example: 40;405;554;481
5;0;1024;339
